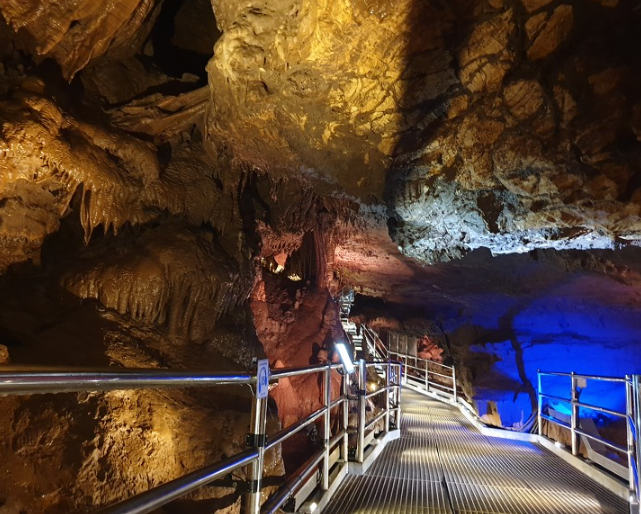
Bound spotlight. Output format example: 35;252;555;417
367;382;378;393
335;342;355;374
300;500;318;514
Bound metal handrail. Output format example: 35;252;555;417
363;326;388;359
265;407;327;452
538;369;641;512
388;350;454;371
353;359;403;464
539;370;627;383
539;392;627;419
538;370;629;455
383;347;484;424
99;449;259;514
388;350;456;398
0;358;402;514
0;368;255;395
251;362;347;513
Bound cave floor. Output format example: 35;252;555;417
324;390;627;514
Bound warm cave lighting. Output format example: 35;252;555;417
335;342;355;374
367;381;378;393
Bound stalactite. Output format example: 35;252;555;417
0;90;229;272
59;226;250;342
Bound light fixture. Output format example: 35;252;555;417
367;381;378;392
335;342;355;374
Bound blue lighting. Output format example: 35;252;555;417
448;281;641;427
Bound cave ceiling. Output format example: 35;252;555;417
6;2;641;510
0;0;640;316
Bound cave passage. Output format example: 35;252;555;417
0;0;640;512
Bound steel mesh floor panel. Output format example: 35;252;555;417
323;475;452;514
322;389;628;514
366;438;444;483
448;482;625;514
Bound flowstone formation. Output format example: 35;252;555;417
0;0;640;511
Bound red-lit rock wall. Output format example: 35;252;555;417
251;271;344;472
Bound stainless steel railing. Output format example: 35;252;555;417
538;370;641;512
362;326;388;360
388;350;457;401
354;360;402;463
385;350;483;424
0;359;402;514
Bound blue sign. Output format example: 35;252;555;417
257;359;270;399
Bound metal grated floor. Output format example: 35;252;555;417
323;390;628;514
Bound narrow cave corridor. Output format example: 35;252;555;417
0;0;640;513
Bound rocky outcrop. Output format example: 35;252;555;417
206;0;459;200
0;84;231;272
388;0;641;263
203;0;641;262
59;224;252;344
0;0;640;509
0;276;281;513
0;0;161;79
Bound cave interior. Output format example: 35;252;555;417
0;0;641;511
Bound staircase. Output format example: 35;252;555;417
338;290;386;361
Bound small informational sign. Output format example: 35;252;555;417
576;377;587;389
257;359;270;399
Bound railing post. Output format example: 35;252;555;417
632;375;641;513
402;358;407;385
244;393;267;514
396;363;402;428
537;370;543;437
571;372;579;456
626;375;637;508
385;361;391;433
452;365;457;403
357;359;366;463
342;371;349;462
322;364;331;490
424;360;429;392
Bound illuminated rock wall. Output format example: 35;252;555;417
0;0;640;510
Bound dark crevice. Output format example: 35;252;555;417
140;0;219;84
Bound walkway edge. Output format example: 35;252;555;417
307;461;349;514
348;429;401;476
537;437;630;500
404;381;630;501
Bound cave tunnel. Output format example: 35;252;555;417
0;0;640;513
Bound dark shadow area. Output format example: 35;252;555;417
142;0;219;83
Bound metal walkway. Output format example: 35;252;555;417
324;389;628;514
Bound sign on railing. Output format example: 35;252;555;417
256;359;270;399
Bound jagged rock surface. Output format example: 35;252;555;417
0;0;161;79
387;0;641;262
0;0;640;510
206;0;641;262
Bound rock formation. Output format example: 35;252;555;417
0;0;640;511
